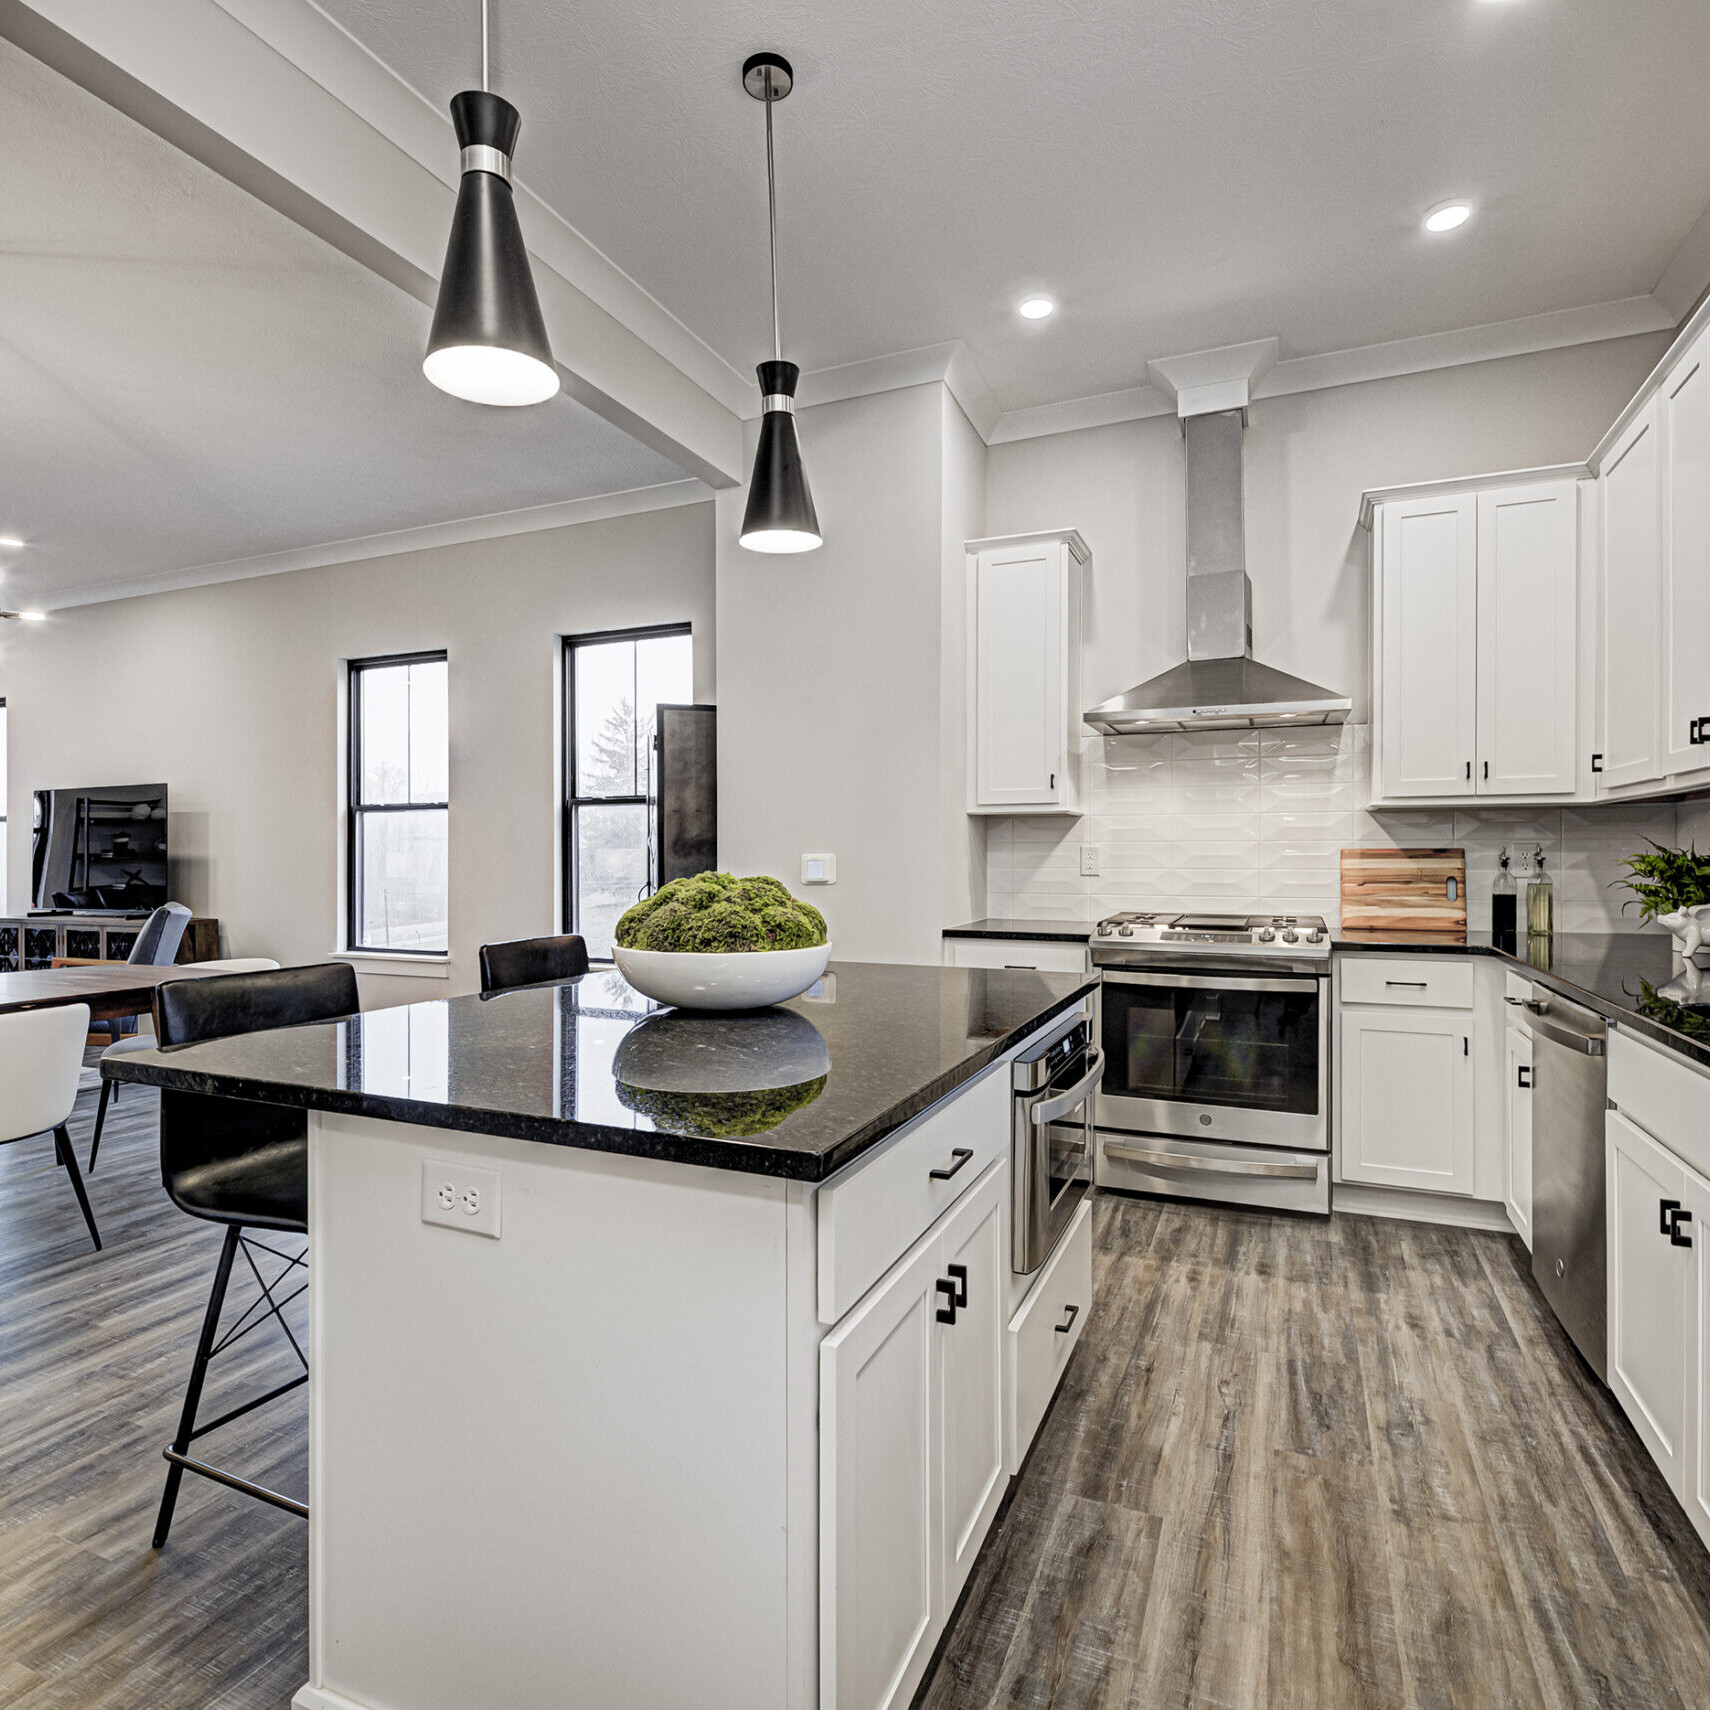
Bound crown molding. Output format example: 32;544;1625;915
1654;194;1710;323
987;295;1678;445
40;481;711;612
776;341;1001;441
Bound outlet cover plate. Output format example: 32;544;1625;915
421;1159;501;1238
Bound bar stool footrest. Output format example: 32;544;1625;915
161;1447;307;1519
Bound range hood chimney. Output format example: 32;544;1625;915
1084;352;1351;736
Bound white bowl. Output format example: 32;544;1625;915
612;942;832;1011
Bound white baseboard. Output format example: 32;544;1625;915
1332;1183;1518;1234
293;1685;371;1710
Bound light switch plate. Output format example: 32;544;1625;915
421;1159;501;1238
801;853;836;885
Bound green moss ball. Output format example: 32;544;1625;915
614;871;830;953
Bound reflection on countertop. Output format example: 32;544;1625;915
104;961;1097;1181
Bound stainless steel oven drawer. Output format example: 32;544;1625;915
1097;1131;1331;1216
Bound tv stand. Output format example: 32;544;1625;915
0;912;219;972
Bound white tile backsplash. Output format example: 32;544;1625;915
986;724;1678;931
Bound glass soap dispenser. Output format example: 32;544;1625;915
1492;848;1518;946
1527;845;1554;937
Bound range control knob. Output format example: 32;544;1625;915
1305;927;1324;943
1117;924;1133;936
1282;928;1300;943
1256;927;1276;942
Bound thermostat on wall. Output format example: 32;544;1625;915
800;853;836;885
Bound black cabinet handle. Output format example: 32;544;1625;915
935;1278;959;1324
1691;720;1703;746
1463;1036;1469;1056
1591;753;1604;773
1465;760;1472;780
1517;1065;1531;1089
1661;1198;1681;1236
1055;1303;1080;1335
1483;761;1489;780
1669;1207;1694;1249
946;1262;968;1308
930;1147;974;1181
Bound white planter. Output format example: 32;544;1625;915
611;942;832;1011
1654;905;1710;959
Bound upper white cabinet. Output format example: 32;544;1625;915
1662;331;1710;776
1598;399;1665;790
966;531;1087;816
1373;479;1577;802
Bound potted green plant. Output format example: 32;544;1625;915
1613;840;1710;956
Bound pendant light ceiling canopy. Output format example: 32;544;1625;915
739;52;822;555
423;1;558;407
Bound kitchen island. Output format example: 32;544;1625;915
107;960;1098;1710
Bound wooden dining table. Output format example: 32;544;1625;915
0;963;221;1024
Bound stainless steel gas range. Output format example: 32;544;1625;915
1089;912;1332;1214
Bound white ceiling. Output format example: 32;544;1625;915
315;0;1710;410
0;36;683;607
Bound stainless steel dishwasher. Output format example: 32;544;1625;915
1527;984;1608;1381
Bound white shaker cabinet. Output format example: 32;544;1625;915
966;531;1088;815
819;1162;1007;1710
1606;1110;1693;1491
1476;482;1578;795
1597;399;1665;790
1662;331;1710;778
1378;493;1478;798
1372;480;1577;803
1505;1023;1534;1249
1337;1007;1475;1195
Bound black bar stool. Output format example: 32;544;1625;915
478;932;590;994
149;961;359;1549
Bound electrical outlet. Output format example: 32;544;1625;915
421;1159;501;1238
1079;844;1100;877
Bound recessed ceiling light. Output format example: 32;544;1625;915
1018;296;1056;320
17;610;46;622
1424;200;1473;233
0;535;24;549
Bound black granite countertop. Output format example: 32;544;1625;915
1336;931;1710;1072
103;961;1097;1182
943;918;1096;942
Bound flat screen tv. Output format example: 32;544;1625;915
31;783;169;913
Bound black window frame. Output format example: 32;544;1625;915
562;623;692;960
347;650;450;955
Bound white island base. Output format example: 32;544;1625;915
289;1050;1092;1710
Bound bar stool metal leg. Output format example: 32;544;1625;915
154;1224;241;1548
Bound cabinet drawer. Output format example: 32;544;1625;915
1340;955;1474;1010
943;937;1089;974
817;1068;1010;1325
1609;1027;1710;1181
1005;1196;1092;1474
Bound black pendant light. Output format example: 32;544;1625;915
423;0;558;406
739;53;822;554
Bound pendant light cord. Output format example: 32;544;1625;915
765;71;781;363
481;0;490;92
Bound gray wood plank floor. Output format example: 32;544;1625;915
8;1087;1710;1709
0;1073;308;1710
920;1193;1710;1710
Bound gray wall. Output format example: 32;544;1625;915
1;502;715;1005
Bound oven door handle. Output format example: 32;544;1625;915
1102;1139;1321;1180
1029;1051;1105;1126
1099;968;1322;994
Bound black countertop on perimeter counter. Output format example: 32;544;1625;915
943;918;1098;942
1337;931;1710;1073
102;961;1098;1182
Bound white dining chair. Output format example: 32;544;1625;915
88;958;282;1174
1;1002;101;1250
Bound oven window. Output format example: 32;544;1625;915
1102;981;1319;1115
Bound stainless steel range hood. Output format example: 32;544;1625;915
1084;409;1351;735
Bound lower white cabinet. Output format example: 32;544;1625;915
819;1163;1007;1710
942;936;1091;974
1337;1007;1475;1195
1606;1110;1696;1495
1006;1196;1092;1473
1505;1023;1534;1248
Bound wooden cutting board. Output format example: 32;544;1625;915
1340;848;1467;933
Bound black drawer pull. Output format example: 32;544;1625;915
1661;1198;1681;1236
1384;980;1427;988
1517;1065;1531;1089
1669;1207;1694;1249
1055;1303;1080;1335
946;1263;968;1307
930;1147;974;1181
935;1277;959;1324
